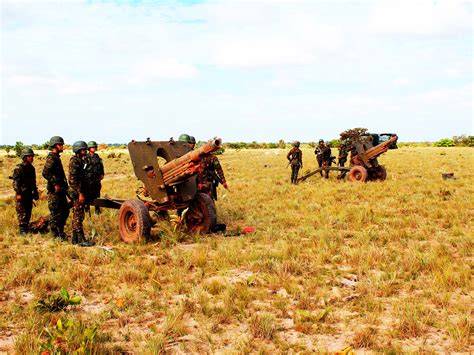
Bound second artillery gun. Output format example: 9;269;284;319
298;133;398;183
91;138;221;243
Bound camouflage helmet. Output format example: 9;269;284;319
49;136;65;149
87;141;98;149
318;139;324;144
292;141;300;147
178;134;191;142
189;136;196;144
20;148;35;159
72;141;88;154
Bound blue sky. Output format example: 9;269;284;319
1;0;472;144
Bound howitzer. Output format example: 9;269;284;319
351;135;398;168
91;137;222;243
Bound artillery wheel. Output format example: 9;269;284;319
118;199;152;243
373;165;387;181
185;193;216;234
348;166;368;182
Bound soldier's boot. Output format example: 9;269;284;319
72;231;94;247
19;224;29;235
57;226;69;241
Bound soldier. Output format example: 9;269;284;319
197;153;228;200
189;136;196;150
86;141;104;214
338;141;349;167
68;141;94;246
314;139;325;176
287;141;303;184
178;133;195;150
321;141;334;179
11;148;39;234
42;136;70;240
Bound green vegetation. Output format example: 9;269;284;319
0;146;472;352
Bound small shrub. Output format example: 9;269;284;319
250;313;275;340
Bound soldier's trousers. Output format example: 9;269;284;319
322;161;332;179
338;158;347;167
291;165;300;184
316;156;323;176
16;197;33;230
72;199;85;234
48;192;69;231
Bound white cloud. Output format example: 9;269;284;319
368;0;472;36
128;59;198;85
392;77;415;87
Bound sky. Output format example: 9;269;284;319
0;0;472;145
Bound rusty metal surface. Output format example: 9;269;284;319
127;138;221;204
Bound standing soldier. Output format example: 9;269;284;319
42;136;69;240
314;139;325;176
197;153;228;200
321;141;334;179
287;141;303;184
69;141;94;246
338;141;349;167
86;141;104;214
11;148;39;234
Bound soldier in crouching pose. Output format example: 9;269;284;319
287;141;303;184
11;148;39;234
197;153;228;200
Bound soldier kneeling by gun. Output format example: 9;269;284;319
11;148;39;235
197;153;228;200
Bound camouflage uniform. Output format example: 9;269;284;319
338;142;348;167
42;151;69;239
321;144;333;179
11;162;38;234
69;154;89;237
314;141;325;177
197;155;226;200
287;146;303;184
85;152;104;212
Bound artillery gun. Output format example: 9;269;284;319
297;133;398;183
91;138;221;243
347;134;398;182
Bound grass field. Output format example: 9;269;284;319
0;147;472;353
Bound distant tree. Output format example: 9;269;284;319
452;135;474;147
277;139;286;149
330;139;341;147
434;138;455;147
42;141;50;150
5;146;11;156
14;141;25;157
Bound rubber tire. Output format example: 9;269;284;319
185;193;217;234
118;199;152;243
348;166;368;182
374;165;387;181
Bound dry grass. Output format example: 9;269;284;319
0;146;473;353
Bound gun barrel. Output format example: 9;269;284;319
160;138;221;184
365;135;398;160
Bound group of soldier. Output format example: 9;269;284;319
11;136;104;246
287;139;349;184
11;133;228;241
